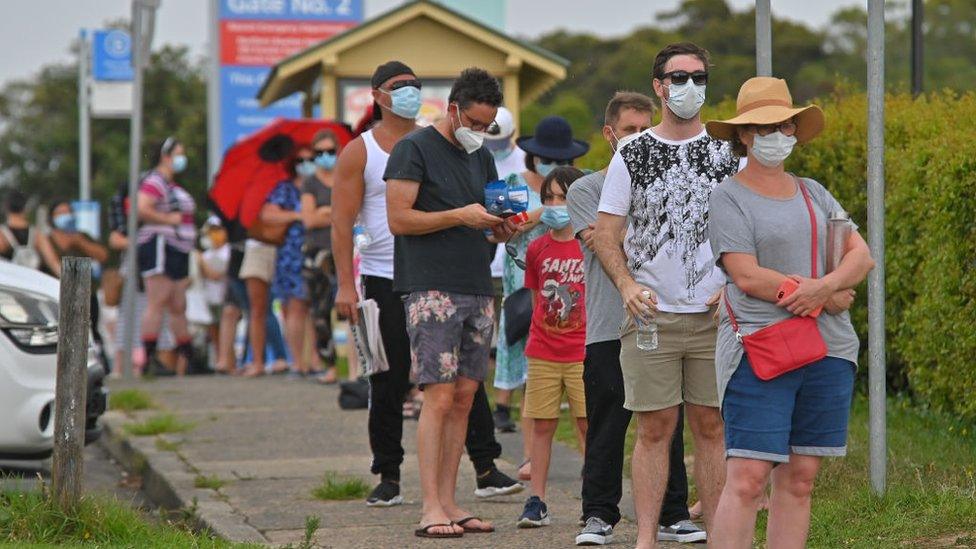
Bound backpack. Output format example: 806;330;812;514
0;225;40;270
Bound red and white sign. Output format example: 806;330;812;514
220;20;356;66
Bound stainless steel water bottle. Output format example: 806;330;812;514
826;210;852;274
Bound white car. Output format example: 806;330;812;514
0;261;107;459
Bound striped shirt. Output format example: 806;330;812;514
136;170;196;253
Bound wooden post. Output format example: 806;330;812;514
52;257;91;510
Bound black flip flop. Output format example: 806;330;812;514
414;523;463;539
456;516;494;533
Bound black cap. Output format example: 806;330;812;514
371;61;416;89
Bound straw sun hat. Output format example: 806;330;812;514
706;77;824;144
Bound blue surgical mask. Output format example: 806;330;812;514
172;154;188;173
540;205;571;230
53;213;77;232
381;85;422;119
315;153;337;170
536;161;558;177
296;160;316;177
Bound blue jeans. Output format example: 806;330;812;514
723;355;855;463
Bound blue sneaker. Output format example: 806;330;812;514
517;495;550;528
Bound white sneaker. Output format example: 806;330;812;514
658;520;707;543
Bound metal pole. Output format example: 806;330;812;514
867;0;887;495
123;0;159;377
207;0;221;183
755;0;772;76
911;0;924;97
78;31;91;202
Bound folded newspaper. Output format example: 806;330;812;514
351;299;389;377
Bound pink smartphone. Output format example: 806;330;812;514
777;279;821;317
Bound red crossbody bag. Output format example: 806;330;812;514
723;178;827;381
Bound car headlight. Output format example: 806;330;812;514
0;287;60;353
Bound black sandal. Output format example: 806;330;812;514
456;516;494;533
414;523;463;538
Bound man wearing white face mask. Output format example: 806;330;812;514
594;43;741;548
385;67;518;539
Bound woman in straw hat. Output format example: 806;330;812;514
704;77;875;547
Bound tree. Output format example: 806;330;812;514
0;43;207;233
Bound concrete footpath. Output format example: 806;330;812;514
100;375;687;548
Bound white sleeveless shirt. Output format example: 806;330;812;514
358;130;395;280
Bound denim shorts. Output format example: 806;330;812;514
722;355;855;463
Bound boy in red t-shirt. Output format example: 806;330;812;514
517;167;588;529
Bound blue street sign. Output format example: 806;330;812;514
219;0;362;22
219;66;305;153
92;30;134;82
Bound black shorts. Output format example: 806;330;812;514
138;235;189;280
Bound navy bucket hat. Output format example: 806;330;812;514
516;116;589;161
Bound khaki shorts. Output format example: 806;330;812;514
239;243;276;283
523;358;586;419
619;307;719;412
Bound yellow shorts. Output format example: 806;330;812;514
523;358;586;420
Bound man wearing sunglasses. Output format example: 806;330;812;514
595;42;742;548
385;67;518;539
332;62;522;521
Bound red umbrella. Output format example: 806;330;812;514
209;118;352;228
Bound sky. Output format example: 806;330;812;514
0;0;863;86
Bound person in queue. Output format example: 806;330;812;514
332;61;522;513
384;67;517;539
594;43;739;547
494;115;589;480
705;76;874;548
302;129;341;383
266;145;313;376
0;190;56;270
135;137;196;376
570;91;704;546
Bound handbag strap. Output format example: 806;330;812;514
724;176;818;339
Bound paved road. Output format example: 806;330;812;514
102;375;698;547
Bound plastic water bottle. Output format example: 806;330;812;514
635;290;658;351
353;224;371;250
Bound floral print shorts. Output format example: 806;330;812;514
404;291;494;387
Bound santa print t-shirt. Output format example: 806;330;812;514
524;232;586;363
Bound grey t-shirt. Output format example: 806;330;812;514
301;176;331;251
708;176;860;405
567;170;625;346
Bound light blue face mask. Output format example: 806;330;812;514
172;154;188;173
382;85;422;119
536;161;559;177
315;153;337;170
540;205;571;229
53;213;77;232
296;160;316;177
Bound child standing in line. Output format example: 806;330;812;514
517;167;588;528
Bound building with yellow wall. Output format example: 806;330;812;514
256;0;567;129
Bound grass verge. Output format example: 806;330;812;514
109;388;154;412
193;475;227;491
0;490;253;548
552;393;976;547
310;472;370;501
124;414;194;436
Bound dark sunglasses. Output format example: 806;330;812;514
315;148;337;156
294;156;314;165
662;70;708;86
505;236;526;270
538;157;572;166
387;79;423;91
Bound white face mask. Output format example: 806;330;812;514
611;129;643;152
751;131;798;167
666;81;706;120
452;106;486;154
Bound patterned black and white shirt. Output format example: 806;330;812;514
598;129;740;313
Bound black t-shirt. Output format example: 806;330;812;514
384;126;498;296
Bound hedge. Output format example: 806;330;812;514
574;90;976;422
